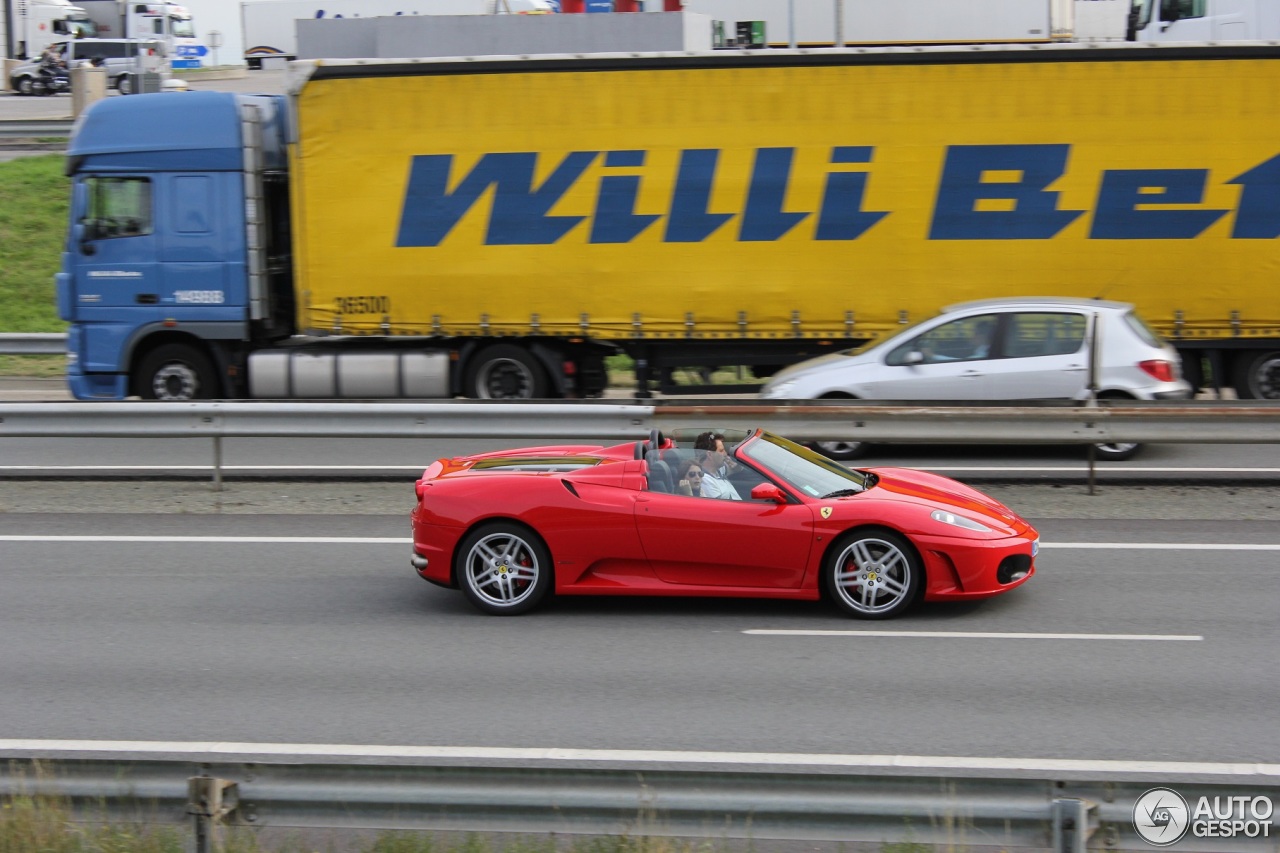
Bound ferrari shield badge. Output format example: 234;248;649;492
820;507;833;519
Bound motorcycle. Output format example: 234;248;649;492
32;60;70;96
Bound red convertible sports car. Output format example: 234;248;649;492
411;428;1038;619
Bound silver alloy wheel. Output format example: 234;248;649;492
151;362;200;400
462;531;542;608
815;440;866;461
1093;441;1141;461
117;74;131;95
475;357;535;399
831;536;913;616
17;76;34;96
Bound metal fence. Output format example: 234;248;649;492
0;120;74;139
1;399;1278;488
2;745;1278;853
0;333;66;354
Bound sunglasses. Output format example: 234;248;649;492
687;472;703;478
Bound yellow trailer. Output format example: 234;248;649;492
60;44;1280;399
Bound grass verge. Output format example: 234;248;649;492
0;154;68;335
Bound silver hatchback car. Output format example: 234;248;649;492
760;298;1192;461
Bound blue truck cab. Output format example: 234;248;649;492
59;91;292;399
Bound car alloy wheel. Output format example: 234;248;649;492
457;523;551;615
826;529;920;619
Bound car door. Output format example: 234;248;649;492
979;311;1091;399
854;314;1004;400
634;490;814;589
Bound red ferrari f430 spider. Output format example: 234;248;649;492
411;428;1038;618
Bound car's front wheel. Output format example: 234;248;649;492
456;523;552;615
16;76;34;96
116;74;132;95
1092;442;1142;462
824;529;921;619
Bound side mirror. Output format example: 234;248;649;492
750;483;788;504
903;350;925;365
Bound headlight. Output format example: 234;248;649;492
762;379;796;399
931;509;991;532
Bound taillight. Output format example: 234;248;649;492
1138;360;1175;382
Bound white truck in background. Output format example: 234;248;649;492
241;0;557;67
75;0;206;66
3;0;94;59
673;0;1280;47
677;0;1074;47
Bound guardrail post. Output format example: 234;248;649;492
1051;797;1097;853
212;436;223;491
188;775;238;853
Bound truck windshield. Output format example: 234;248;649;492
1132;0;1154;29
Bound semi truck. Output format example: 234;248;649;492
74;0;205;67
2;0;94;59
58;44;1280;402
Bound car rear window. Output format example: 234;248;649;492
1122;310;1164;347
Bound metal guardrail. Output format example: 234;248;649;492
2;746;1278;852
1;400;1278;443
1;400;1278;489
0;332;67;354
0;119;74;139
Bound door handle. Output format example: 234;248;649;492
136;294;158;304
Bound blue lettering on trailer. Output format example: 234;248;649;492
395;145;1280;246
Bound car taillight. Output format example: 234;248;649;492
1138;360;1175;382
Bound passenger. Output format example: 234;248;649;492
694;432;741;500
676;459;704;497
926;318;995;362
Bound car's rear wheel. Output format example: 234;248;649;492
1091;392;1142;461
456;523;552;615
825;529;921;619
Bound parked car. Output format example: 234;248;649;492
759;298;1193;462
8;39;165;96
411;428;1038;619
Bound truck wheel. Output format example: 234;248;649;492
1232;350;1280;400
136;344;217;401
466;344;548;399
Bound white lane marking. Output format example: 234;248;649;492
0;740;1274;778
744;629;1202;641
0;535;410;544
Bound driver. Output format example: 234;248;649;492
694;432;741;500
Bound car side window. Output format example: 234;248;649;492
1006;312;1087;358
887;315;1000;365
82;177;153;240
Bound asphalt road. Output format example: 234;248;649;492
1;492;1277;763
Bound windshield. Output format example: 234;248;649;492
1132;0;1154;29
740;432;872;498
170;18;196;38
